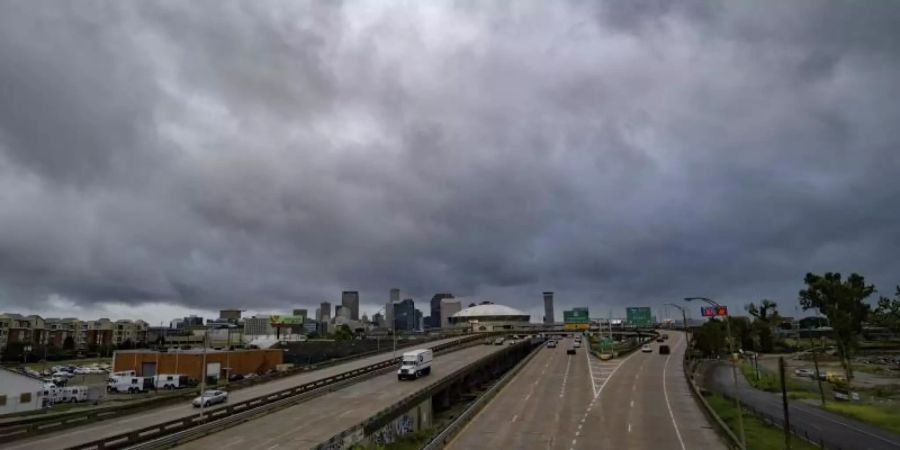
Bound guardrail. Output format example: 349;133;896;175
311;339;536;450
0;335;467;443
421;341;542;450
62;335;481;450
684;356;743;449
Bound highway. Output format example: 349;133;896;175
175;342;515;449
448;332;723;450
3;337;465;450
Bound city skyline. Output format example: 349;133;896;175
1;2;898;324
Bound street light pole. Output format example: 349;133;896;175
686;297;746;450
666;303;690;359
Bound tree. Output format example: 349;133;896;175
799;272;874;383
333;324;353;341
746;299;778;322
872;286;900;333
693;320;727;357
63;336;75;351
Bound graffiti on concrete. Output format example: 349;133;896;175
371;413;415;445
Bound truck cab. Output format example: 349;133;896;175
398;349;433;380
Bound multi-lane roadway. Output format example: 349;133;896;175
3;337;466;450
175;342;515;449
447;332;722;450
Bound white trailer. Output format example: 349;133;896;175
107;375;150;393
397;349;433;380
59;386;88;403
153;374;189;390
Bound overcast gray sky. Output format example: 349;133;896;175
1;1;898;324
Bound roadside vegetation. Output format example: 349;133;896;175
822;402;900;435
704;394;818;450
739;362;823;401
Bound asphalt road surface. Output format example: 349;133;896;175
706;360;900;450
448;332;723;450
175;343;513;449
3;337;465;450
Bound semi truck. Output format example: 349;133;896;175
397;349;433;380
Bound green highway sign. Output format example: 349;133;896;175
563;307;590;324
626;307;652;326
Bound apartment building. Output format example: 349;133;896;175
0;314;149;353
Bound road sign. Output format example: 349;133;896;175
626;307;652;326
270;315;305;325
563;307;589;324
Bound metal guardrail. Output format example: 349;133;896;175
310;339;536;450
62;335;481;450
0;335;465;443
421;341;542;450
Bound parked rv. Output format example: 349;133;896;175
153;374;189;390
107;375;151;393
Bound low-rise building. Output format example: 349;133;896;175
0;368;45;416
112;348;283;381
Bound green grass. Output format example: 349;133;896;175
704;394;819;450
823;402;900;434
740;362;825;401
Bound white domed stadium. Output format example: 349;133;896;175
448;303;531;332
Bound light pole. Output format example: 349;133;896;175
685;297;746;450
666;303;691;358
199;326;209;421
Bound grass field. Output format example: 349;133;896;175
823;402;900;434
740;361;825;401
704;394;818;450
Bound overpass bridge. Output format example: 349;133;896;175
2;335;500;450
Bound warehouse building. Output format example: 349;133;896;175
113;348;283;382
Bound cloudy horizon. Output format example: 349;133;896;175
1;1;899;325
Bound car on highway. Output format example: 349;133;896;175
192;389;228;408
794;368;815;378
547;340;557;348
573;341;581;348
494;337;505;345
659;345;670;355
567;346;576;355
484;338;494;345
641;344;653;353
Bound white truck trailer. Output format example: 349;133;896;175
397;349;433;380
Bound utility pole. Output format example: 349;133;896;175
199;327;208;421
686;297;745;449
810;336;826;406
779;357;792;450
667;303;690;359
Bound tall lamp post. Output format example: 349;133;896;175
666;303;691;359
685;297;746;450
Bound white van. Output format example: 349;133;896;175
153;374;189;390
397;349;433;380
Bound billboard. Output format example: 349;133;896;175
563;307;590;324
701;306;729;317
564;323;591;331
270;315;305;325
626;307;652;326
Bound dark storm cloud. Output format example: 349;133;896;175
1;1;899;318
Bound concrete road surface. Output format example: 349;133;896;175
3;337;464;450
175;343;513;449
448;332;723;450
706;360;900;450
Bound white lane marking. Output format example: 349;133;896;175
594;350;639;399
585;340;598;396
663;334;687;450
628;423;632;433
524;392;532;401
266;445;279;450
511;414;519;423
560;353;572;398
630;400;634;408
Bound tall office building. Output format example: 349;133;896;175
341;291;360;321
429;293;454;328
543;292;555;324
319;302;332;322
440;298;462;328
385;288;400;329
390;288;400;303
393;299;416;331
